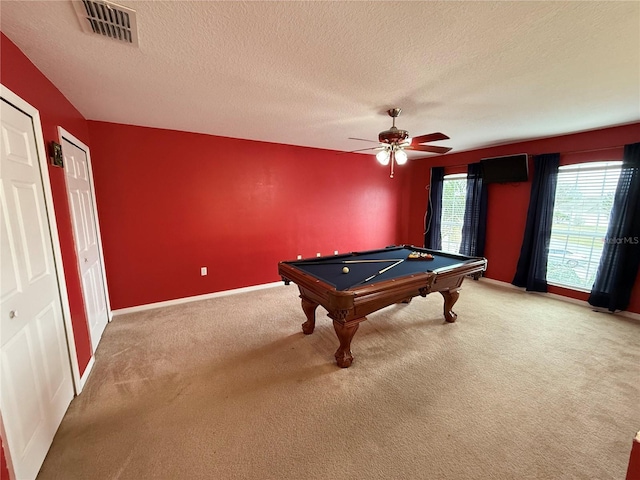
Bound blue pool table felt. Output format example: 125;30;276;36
289;247;471;291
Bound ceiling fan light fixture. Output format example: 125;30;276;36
376;150;390;165
345;107;451;178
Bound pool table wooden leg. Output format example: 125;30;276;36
300;296;318;334
441;289;460;323
333;319;360;368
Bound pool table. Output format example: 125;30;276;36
278;245;487;368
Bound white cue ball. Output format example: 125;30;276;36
342;267;349;274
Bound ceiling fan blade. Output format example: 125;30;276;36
411;132;450;144
348;137;379;143
407;145;452;154
337;146;383;155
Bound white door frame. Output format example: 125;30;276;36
58;127;113;330
0;85;82;392
1;84;85;480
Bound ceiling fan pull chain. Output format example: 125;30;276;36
390;152;395;178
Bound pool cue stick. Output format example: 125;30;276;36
361;259;405;283
293;259;404;265
342;259;404;264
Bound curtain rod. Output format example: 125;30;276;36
560;145;624;155
429;144;625;170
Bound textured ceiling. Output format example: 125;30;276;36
2;1;639;157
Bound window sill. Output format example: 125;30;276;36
547;281;591;294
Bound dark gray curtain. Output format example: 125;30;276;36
459;163;488;257
588;142;640;311
512;153;560;291
424;166;444;249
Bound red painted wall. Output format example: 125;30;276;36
0;440;8;480
87;121;404;309
403;123;640;314
1;33;93;372
627;434;640;480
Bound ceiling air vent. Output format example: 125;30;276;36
73;0;139;46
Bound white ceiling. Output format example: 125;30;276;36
2;1;639;156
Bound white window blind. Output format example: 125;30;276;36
547;161;622;291
441;174;467;254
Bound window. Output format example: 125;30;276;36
440;173;467;254
547;161;622;291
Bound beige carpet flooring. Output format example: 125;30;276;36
37;280;639;480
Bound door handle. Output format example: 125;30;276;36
9;310;18;319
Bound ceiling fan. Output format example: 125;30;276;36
348;108;452;178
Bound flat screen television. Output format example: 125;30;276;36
480;154;529;183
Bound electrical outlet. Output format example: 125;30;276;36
334;250;338;255
316;252;321;257
297;254;302;259
201;267;207;276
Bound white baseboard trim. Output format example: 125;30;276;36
78;355;95;394
478;277;640;321
111;277;640;321
477;277;521;291
112;281;284;316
